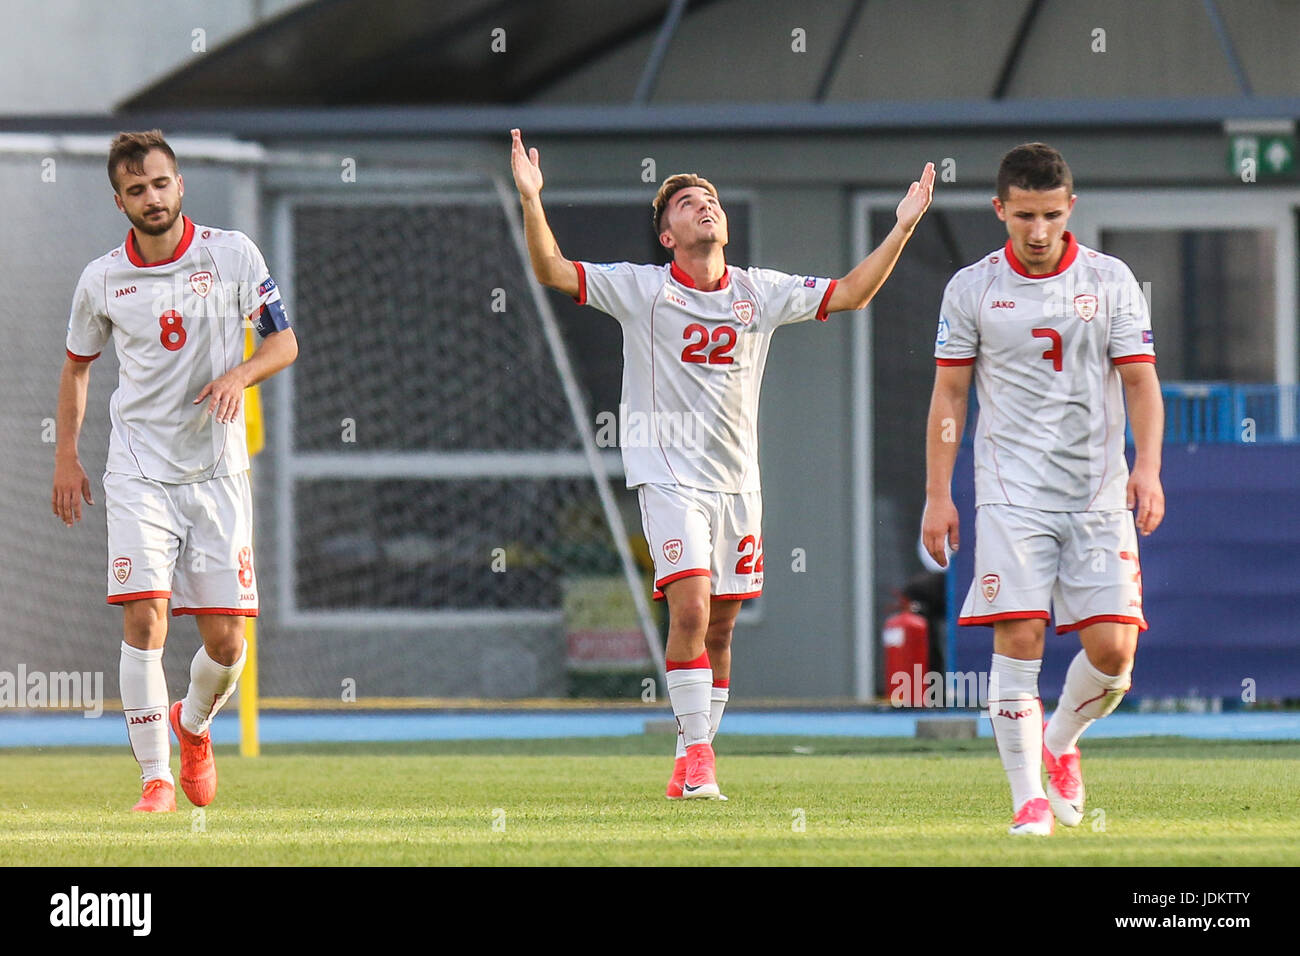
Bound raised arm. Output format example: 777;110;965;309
1119;361;1165;535
921;361;973;567
511;128;579;298
824;162;935;315
52;357;95;526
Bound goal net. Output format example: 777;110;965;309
260;172;664;702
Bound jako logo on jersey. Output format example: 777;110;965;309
257;277;277;297
112;557;132;584
666;290;688;307
990;300;1015;309
189;271;214;298
128;713;161;725
1073;293;1098;322
663;539;683;565
732;300;754;326
996;707;1034;720
114;286;137;299
981;573;1000;602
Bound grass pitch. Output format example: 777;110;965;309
1;735;1297;866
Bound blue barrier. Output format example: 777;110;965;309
1161;383;1298;444
963;384;1299;446
946;388;1300;699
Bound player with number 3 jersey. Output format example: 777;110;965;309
511;128;934;799
923;143;1165;836
52;130;298;813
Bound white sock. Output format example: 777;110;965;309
677;684;730;758
708;685;729;743
988;653;1045;811
119;642;172;784
1045;650;1131;756
181;640;247;736
666;664;712;749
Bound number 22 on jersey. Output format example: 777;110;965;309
681;323;737;365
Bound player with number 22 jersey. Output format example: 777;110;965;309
512;127;935;801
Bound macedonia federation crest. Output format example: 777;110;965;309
189;270;214;297
112;556;132;584
1073;293;1098;322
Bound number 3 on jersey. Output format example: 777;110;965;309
682;323;737;365
159;310;188;351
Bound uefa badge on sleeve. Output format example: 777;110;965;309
1073;293;1098;322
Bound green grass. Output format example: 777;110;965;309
1;736;1298;866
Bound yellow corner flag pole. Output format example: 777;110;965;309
240;325;265;758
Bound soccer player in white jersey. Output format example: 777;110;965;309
52;131;298;812
923;143;1165;835
511;128;934;798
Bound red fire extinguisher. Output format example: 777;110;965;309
882;598;929;706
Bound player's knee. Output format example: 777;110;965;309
199;619;247;665
1088;644;1135;677
122;601;167;646
704;623;734;655
668;598;711;639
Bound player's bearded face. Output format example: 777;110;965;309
114;151;184;237
994;186;1075;274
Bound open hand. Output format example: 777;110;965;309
896;162;936;234
511;128;544;201
194;369;248;424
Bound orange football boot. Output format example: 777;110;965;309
169;701;217;806
132;778;176;813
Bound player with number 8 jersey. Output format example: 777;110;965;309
53;130;298;813
511;128;935;800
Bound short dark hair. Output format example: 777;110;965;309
107;130;176;191
996;143;1073;201
653;173;719;233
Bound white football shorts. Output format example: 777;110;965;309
104;470;258;617
959;503;1145;633
637;483;764;602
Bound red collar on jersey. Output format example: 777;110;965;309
670;259;730;291
125;215;196;268
1004;231;1078;279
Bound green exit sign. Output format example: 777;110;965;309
1228;134;1296;179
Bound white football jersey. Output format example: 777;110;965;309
577;260;836;492
934;233;1155;512
66;217;289;484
